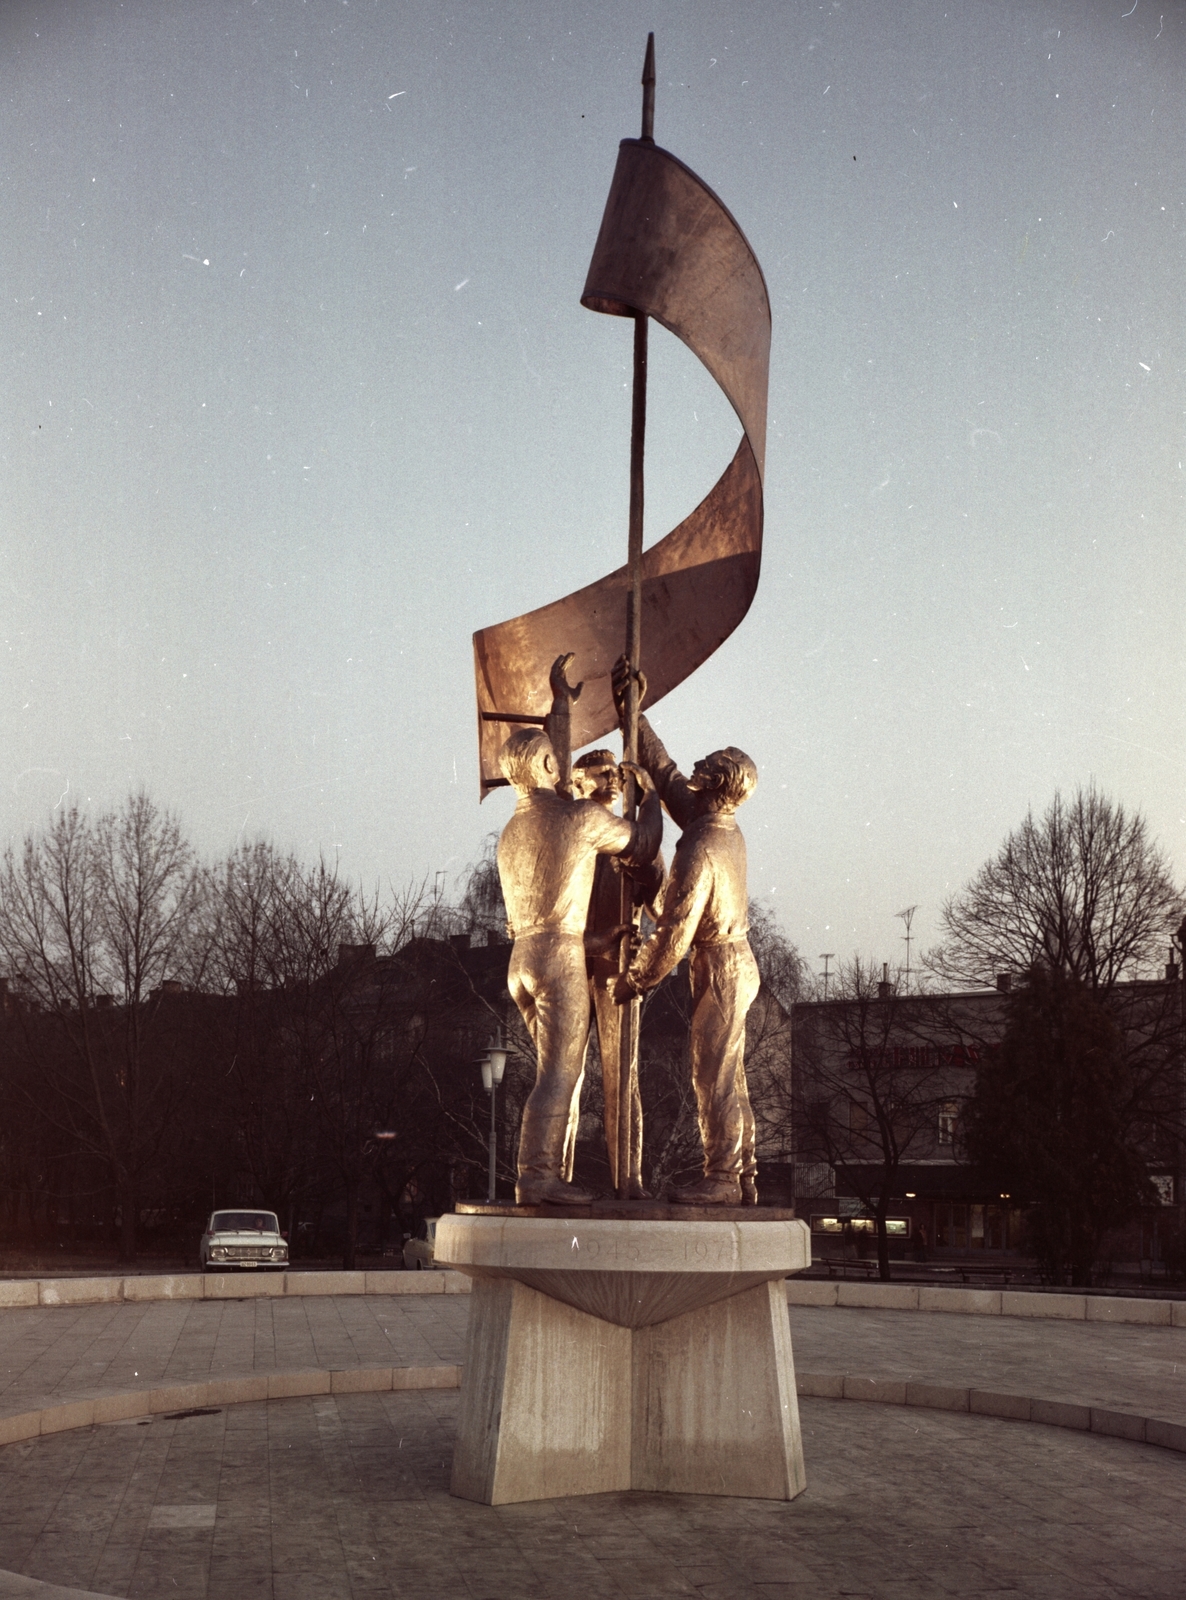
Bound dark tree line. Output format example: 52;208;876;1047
0;799;511;1264
0;800;803;1265
963;964;1176;1286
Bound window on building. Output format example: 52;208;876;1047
938;1101;958;1146
934;1203;966;1248
935;1201;1021;1251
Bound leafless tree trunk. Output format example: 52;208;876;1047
0;793;208;1261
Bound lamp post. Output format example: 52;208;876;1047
368;1132;396;1255
478;1033;509;1203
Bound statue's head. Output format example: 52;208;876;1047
572;748;622;806
688;747;757;812
499;728;558;795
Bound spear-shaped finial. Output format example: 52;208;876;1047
641;32;655;141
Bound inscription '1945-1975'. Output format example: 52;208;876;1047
575;1234;735;1266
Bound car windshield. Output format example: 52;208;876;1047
211;1211;279;1233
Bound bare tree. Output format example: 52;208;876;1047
743;902;802;1192
453;833;507;944
928;787;1185;1249
0;794;208;1259
929;786;1183;992
965;964;1158;1286
209;845;446;1267
747;901;806;1011
203;842;325;1234
792;957;961;1279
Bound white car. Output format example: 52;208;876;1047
200;1209;289;1272
402;1217;440;1270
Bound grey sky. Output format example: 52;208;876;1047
2;0;1183;979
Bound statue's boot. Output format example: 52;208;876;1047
671;1175;742;1206
516;1174;594;1206
741;1173;758;1205
517;1103;591;1205
625;1178;653;1201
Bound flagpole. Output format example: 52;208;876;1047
617;32;655;1201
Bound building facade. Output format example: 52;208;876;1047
789;973;1184;1264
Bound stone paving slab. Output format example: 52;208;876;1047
3;1391;1186;1598
0;1297;469;1422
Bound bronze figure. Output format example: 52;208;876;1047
571;750;664;1195
496;719;660;1206
612;663;761;1206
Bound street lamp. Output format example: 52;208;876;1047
477;1033;509;1203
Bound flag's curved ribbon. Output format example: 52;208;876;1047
473;138;770;796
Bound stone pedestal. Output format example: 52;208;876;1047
435;1212;810;1505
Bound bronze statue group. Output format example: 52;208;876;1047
496;658;761;1208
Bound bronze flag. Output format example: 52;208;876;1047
473;137;771;796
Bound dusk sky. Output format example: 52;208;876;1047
2;0;1183;982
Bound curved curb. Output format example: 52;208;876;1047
797;1371;1186;1455
0;1574;119;1600
0;1362;462;1448
0;1270;471;1309
7;1271;1182;1324
787;1279;1186;1326
4;1358;1179;1459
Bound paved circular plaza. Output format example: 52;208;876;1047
0;1387;1183;1599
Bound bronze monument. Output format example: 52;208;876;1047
474;33;771;1203
446;35;809;1510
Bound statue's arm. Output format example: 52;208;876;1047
621;846;710;994
610;656;694;827
636;715;696;829
621;780;662;869
622;850;664;916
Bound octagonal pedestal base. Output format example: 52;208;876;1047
437;1214;809;1506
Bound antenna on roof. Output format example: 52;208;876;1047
896;905;919;990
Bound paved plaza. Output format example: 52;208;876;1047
0;1295;466;1421
0;1291;1182;1598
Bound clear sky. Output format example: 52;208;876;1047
2;0;1183;981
